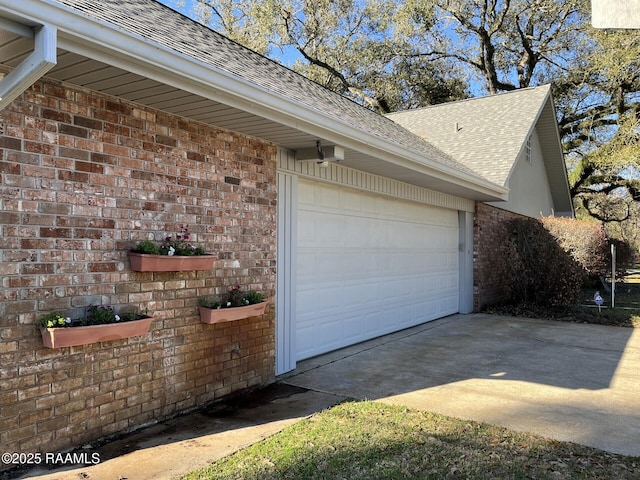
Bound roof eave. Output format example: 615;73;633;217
1;0;508;201
536;91;575;217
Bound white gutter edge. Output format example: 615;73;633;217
0;23;57;111
59;29;510;201
1;2;506;200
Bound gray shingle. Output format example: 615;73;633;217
52;0;484;180
388;86;551;186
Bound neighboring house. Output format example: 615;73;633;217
0;0;571;459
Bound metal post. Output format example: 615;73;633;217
611;244;616;308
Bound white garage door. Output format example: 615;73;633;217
296;179;459;360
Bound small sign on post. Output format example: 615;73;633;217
594;291;604;313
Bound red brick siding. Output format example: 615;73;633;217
473;202;526;311
0;78;277;458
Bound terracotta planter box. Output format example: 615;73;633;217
40;316;154;348
128;252;215;272
199;302;267;324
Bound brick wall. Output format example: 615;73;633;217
473;202;526;311
0;77;277;460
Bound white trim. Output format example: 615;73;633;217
278;147;475;213
458;211;474;313
0;23;57;110
276;169;297;375
0;16;34;37
0;0;508;202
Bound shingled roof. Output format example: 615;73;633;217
50;0;487;181
389;85;556;186
388;85;573;214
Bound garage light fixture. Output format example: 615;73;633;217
296;141;344;167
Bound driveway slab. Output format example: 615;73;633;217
12;313;639;480
285;313;640;456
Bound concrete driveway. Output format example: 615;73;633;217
16;313;640;480
284;313;640;457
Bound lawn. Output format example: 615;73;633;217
184;401;639;480
487;279;640;328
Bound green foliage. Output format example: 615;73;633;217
244;290;265;305
192;0;467;112
134;240;160;255
38;305;148;328
505;218;584;307
39;312;68;328
199;286;265;309
133;225;207;256
192;0;639;232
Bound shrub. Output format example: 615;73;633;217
199;286;265;309
610;238;635;271
540;217;608;281
541;217;634;279
505;218;584;307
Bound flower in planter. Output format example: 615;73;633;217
133;225;207;256
199;285;265;310
39;305;149;328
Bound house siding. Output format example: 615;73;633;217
277;147;476;213
487;130;555;218
0;77;277;459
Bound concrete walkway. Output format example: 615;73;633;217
14;314;640;479
286;313;640;457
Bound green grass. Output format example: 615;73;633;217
576;284;640;327
183;280;640;480
184;402;639;480
486;282;640;328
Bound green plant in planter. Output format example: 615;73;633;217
39;305;149;328
39;312;69;328
199;285;265;309
135;240;160;255
133;225;207;256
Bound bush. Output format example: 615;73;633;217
541;217;634;279
610;238;635;272
505;218;584;307
540;217;608;282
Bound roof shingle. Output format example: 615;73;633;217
53;0;483;180
388;85;552;186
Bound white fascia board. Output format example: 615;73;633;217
0;16;34;37
1;0;507;201
539;93;574;216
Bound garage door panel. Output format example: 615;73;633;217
296;180;459;360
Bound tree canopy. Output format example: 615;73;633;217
182;0;640;248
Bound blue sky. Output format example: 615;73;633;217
156;0;301;67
